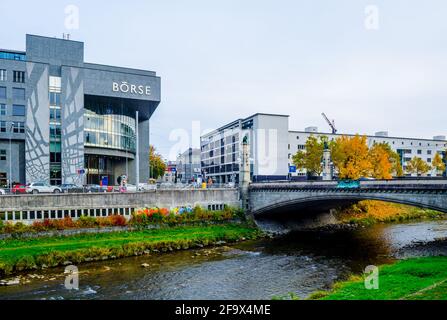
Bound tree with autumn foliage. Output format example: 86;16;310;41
149;145;167;179
369;142;404;179
406;157;431;176
331;135;372;180
292;135;328;176
432;152;446;176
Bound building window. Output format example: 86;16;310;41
12;88;25;100
0;86;6;99
12;105;26;116
13;71;25;83
50;107;61;121
417;150;422;155
0;104;6;116
49;92;61;106
297;145;306;150
12;122;25;133
0;150;6;161
427;150;432;155
50;124;61;139
427;158;432;163
0;69;6;81
0;51;26;61
0;121;6;132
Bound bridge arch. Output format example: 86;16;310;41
249;183;447;219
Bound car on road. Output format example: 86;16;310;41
0;188;5;195
59;184;84;193
26;182;62;194
85;184;114;193
12;184;27;194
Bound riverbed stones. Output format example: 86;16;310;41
0;277;20;286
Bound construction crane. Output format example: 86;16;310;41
321;113;337;134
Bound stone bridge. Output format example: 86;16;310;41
249;180;447;218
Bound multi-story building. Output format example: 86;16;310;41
200;113;447;183
0;34;161;186
176;148;201;183
200;114;290;183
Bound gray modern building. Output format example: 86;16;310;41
177;148;201;183
0;34;161;186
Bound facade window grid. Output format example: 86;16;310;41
12;121;25;133
13;71;25;83
0;104;6;116
0;69;6;81
0;86;6;99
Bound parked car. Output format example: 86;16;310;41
12;184;27;194
0;188;5;195
85;184;113;193
26;182;62;194
59;184;84;193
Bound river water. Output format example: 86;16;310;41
1;220;447;300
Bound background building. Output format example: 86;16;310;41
0;34;161;186
201;113;447;183
200;114;290;183
176;148;201;183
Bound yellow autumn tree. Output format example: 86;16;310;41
369;142;404;179
432;152;446;176
331;135;372;180
406;157;431;176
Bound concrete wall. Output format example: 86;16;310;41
0;189;240;212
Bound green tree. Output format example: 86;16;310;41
406;157;431;176
292;135;328;176
149;146;167;179
432;152;446;176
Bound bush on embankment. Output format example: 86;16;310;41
0;224;262;277
0;206;245;235
335;200;445;226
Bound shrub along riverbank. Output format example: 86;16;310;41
335;200;445;226
0;206;245;235
309;256;447;300
0;223;262;277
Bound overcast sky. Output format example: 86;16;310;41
1;0;446;160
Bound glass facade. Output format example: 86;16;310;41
49;76;62;185
84;97;136;153
0;51;26;61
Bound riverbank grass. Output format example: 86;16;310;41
0;224;261;277
336;200;445;226
314;256;447;300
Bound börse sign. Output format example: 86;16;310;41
112;81;151;96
